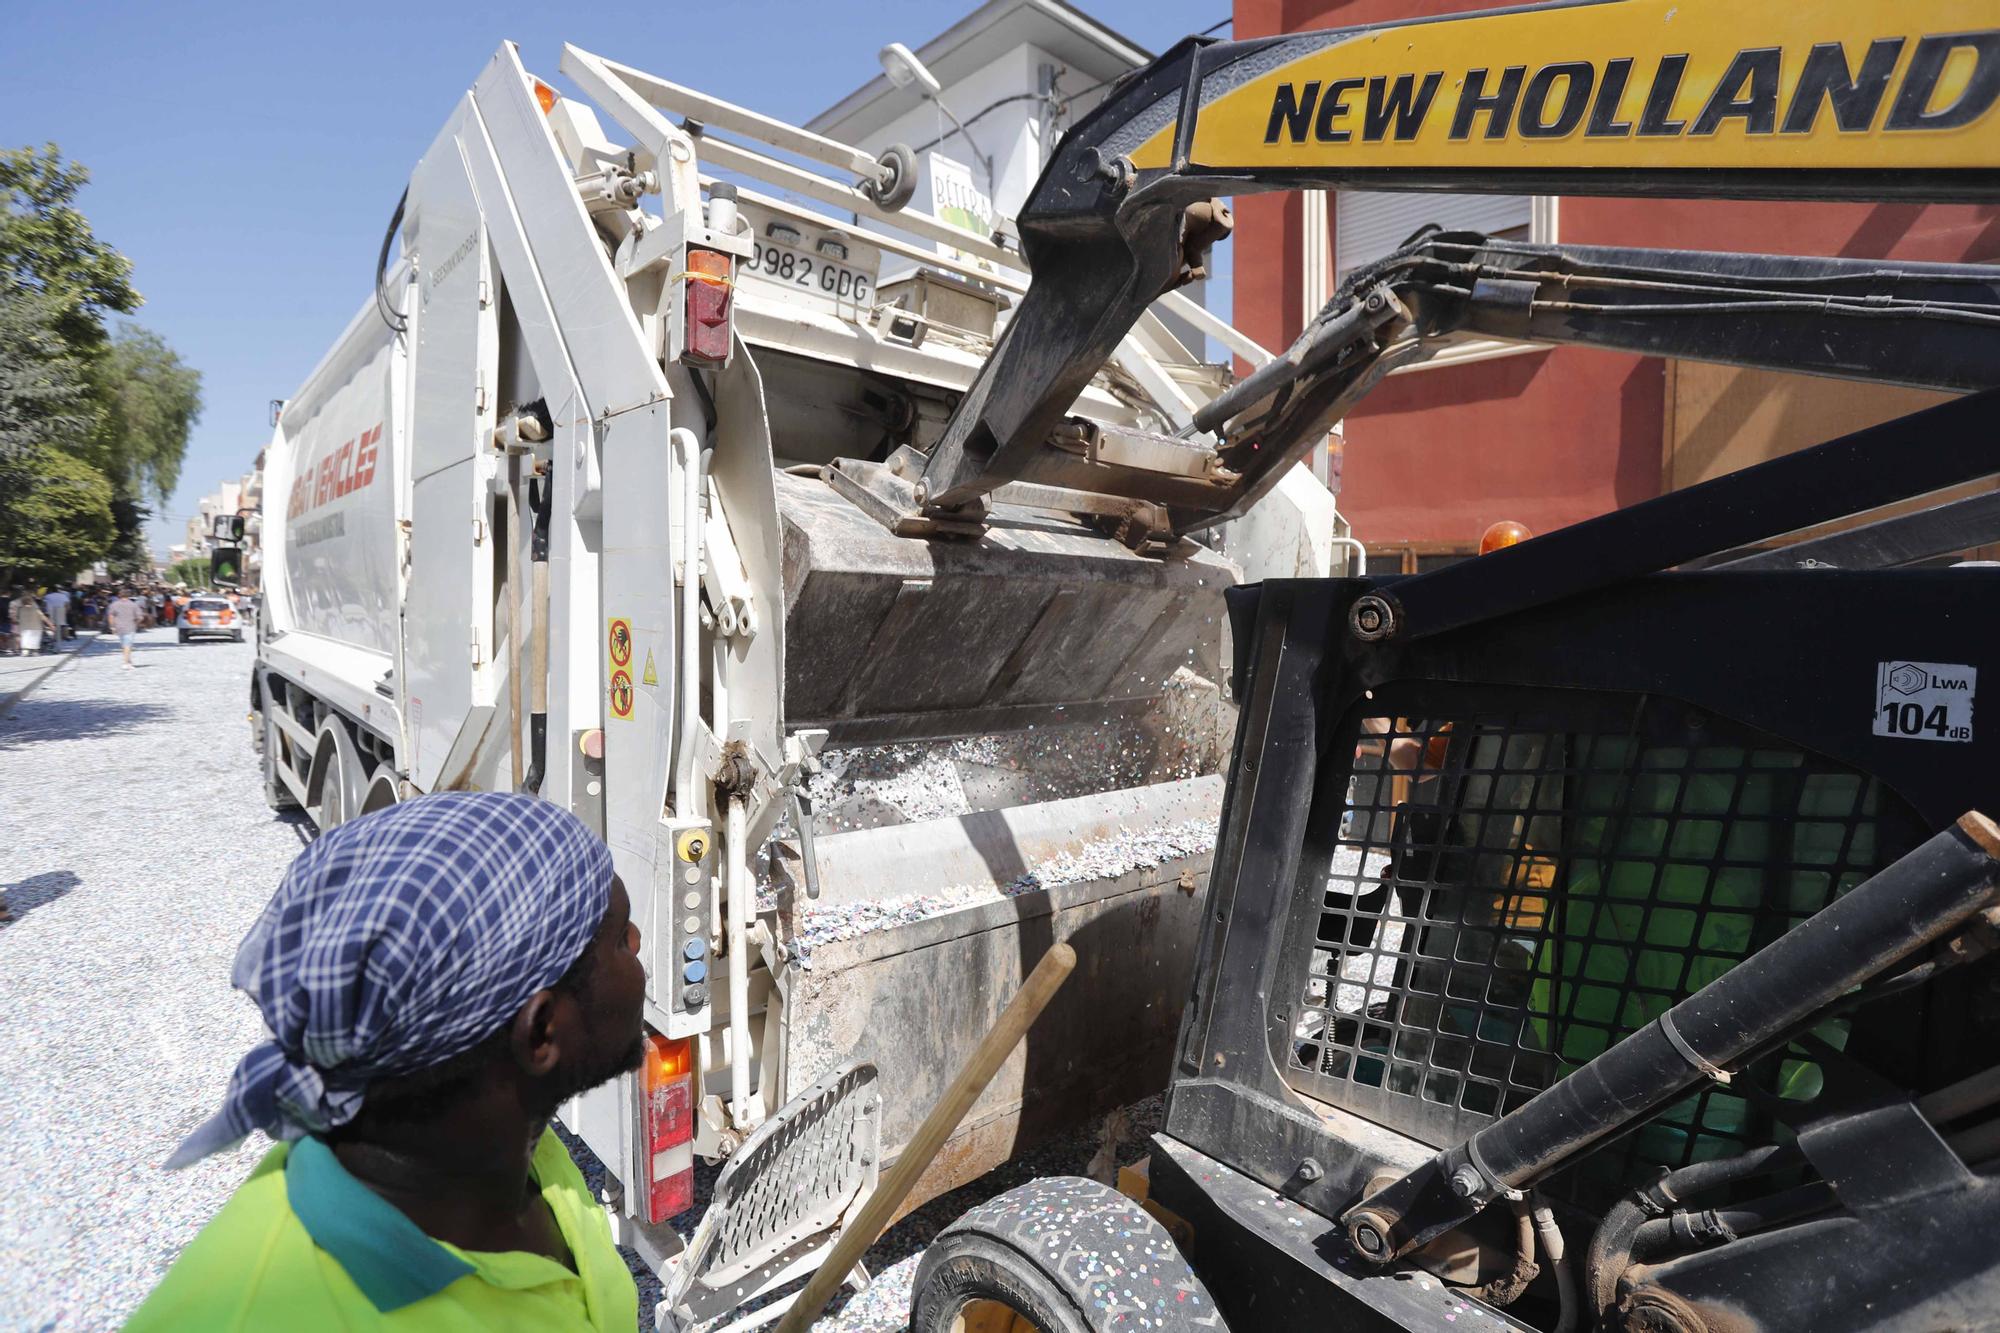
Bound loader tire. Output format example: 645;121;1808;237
909;1178;1224;1333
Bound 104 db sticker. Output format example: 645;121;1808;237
1874;661;1976;743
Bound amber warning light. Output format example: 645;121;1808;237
1480;519;1532;555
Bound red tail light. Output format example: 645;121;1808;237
640;1031;694;1223
683;248;733;367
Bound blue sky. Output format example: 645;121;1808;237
6;0;1232;558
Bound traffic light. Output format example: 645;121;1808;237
210;545;244;587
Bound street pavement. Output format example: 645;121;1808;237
0;633;93;713
0;628;1151;1332
0;629;300;1332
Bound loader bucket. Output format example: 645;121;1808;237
775;473;1233;746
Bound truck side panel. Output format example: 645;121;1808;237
404;122;502;790
270;315;401;665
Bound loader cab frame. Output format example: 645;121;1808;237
1147;410;2000;1329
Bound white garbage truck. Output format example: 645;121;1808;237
251;40;1349;1323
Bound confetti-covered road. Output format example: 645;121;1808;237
0;631;303;1332
0;631;1173;1331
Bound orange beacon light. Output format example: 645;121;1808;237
1480;520;1532;555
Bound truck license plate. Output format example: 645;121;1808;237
742;234;875;311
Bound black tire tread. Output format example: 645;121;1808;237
912;1177;1224;1332
261;723;301;813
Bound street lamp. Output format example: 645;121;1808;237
878;41;994;198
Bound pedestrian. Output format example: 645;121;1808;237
42;584;70;647
106;588;142;668
9;587;52;656
127;792;645;1331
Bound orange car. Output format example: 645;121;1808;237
179;595;243;644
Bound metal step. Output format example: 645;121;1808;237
661;1062;880;1330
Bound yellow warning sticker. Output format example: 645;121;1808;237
642;648;658;687
607;618;633;668
610;668;635;720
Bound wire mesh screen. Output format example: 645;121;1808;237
1282;689;1918;1206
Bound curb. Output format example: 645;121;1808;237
0;634;100;718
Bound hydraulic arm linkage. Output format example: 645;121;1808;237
911;0;2000;533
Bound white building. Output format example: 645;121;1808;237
811;0;1144;225
807;0;1211;350
181;468;267;586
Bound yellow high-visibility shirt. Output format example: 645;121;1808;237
126;1128;639;1331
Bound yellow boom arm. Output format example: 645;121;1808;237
913;0;2000;526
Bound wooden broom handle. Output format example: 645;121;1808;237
775;941;1079;1333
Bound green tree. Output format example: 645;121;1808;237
105;496;154;576
166;557;210;588
0;285;116;579
84;322;201;505
0;144;139;350
0;146;202;580
0;284;93;462
0;444;114;584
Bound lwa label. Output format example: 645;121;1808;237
1874;661;1976;743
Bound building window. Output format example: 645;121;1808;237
1335;190;1540;278
1306;192;1559;373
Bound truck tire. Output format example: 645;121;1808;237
909;1178;1224;1333
359;764;401;816
307;719;364;831
262;719;301;813
178;630;189;644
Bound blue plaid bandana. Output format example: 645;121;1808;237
166;791;614;1168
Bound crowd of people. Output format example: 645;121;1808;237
2;583;230;656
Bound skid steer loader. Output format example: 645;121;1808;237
854;2;2000;1330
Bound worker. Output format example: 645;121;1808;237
128;791;646;1331
1326;522;1535;1059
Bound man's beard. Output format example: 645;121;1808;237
552;1031;647;1104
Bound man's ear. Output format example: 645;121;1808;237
509;989;566;1077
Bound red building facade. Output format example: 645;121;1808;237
1232;0;2000;566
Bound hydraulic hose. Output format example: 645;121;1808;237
505;456;522;790
1627;1181;1836;1263
1583;1063;2000;1317
1477;1201;1539;1308
522;473;553;795
374;188;409;334
674;436;708;809
1532;1195;1577;1333
1583;1142;1792;1320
